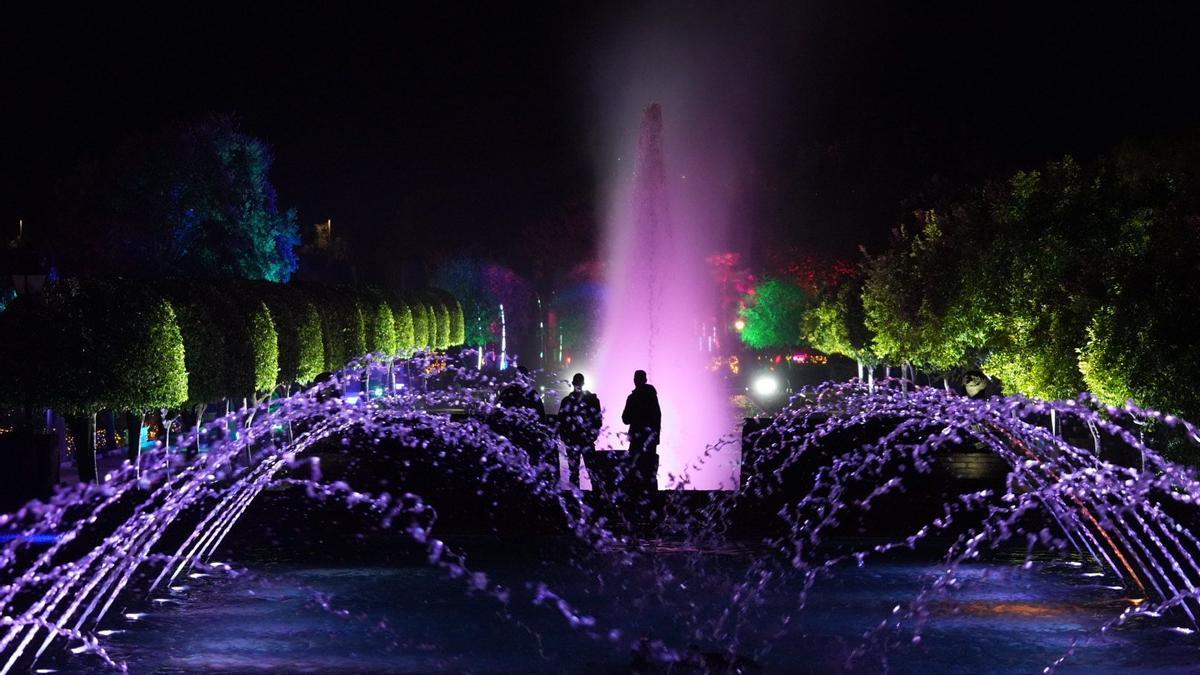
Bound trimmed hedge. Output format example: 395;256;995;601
0;279;187;415
389;296;415;355
408;294;431;351
429;288;465;347
160;281;232;406
364;290;398;356
252;281;324;388
0;278;464;414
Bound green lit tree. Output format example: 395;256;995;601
0;280;187;481
388;295;416;355
738;278;808;350
364;290;398;356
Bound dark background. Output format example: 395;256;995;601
4;1;1199;273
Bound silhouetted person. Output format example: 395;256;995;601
621;369;661;507
493;365;553;474
497;365;546;419
557;373;602;488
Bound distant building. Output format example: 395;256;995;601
2;220;51;301
295;219;356;285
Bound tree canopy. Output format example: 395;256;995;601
738;278;809;350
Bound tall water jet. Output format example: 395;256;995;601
594;104;735;488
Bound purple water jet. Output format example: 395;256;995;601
593;104;736;489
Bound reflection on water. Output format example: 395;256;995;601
95;551;1198;674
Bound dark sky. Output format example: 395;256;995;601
4;2;1200;272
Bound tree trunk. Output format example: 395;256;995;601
52;410;66;485
198;403;210;457
856;359;864;381
69;413;99;484
126;411;144;462
103;410;117;451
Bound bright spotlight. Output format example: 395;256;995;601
734;319;746;332
752;373;780;398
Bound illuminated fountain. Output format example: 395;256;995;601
3;357;1200;672
593;104;736;489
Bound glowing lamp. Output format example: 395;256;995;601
752;374;780;398
734;319;746;332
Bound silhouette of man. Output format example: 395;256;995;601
493;365;553;473
557;373;602;488
621;369;661;501
497;365;546;419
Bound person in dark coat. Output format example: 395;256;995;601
497;365;546;419
621;369;661;504
557;373;602;488
493;365;553;473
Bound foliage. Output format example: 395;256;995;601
861;209;993;371
432;258;494;346
0;280;187;414
364;291;398;356
66;116;299;282
161;280;232;405
803;273;876;365
252;281;324;387
431;259;534;348
554;281;603;361
1077;204;1200;417
388;295;415;355
295;303;325;384
855;144;1200;416
407;294;431;351
220;292;280;398
0;277;467;414
249;302;279;393
738;278;808;350
299;284;361;372
439;290;466;346
423;291;451;350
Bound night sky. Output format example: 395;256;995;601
4;2;1200;273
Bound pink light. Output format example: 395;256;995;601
594;104;736;489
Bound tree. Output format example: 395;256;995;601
60;116;300;281
0;279;187;481
738;278;808;350
975;158;1112;399
433;258;494;347
803;273;877;366
364;290;398;356
253;281;324;388
407;294;432;351
388;295;416;355
162;280;232;405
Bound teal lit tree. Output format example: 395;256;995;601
67;116;299;281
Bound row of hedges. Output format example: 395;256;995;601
0;278;465;417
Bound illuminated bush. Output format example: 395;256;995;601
162;281;232;405
363;290;398;356
407;294;431;351
252;281;324;387
388;295;415;355
430;288;465;346
2;279;189;415
222;294;280;399
738;278;808;350
423;292;451;350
